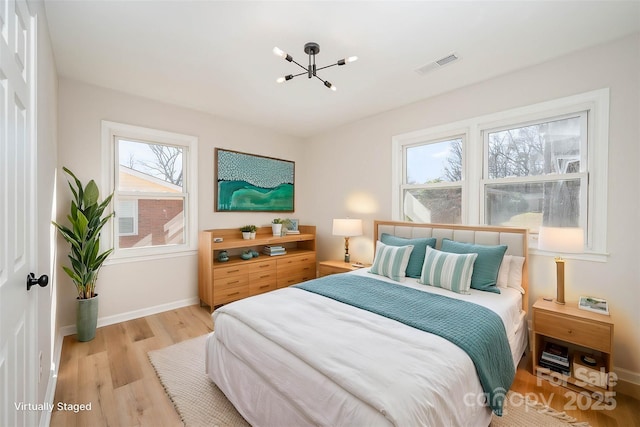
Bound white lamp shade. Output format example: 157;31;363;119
332;219;363;237
538;227;584;253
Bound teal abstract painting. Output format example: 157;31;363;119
215;149;295;212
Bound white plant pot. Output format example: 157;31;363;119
272;224;282;236
242;232;251;240
250;232;256;239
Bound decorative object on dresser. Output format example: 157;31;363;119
332;218;363;263
531;297;615;400
578;295;609;315
537;226;584;304
215;148;294;212
318;260;371;277
240;225;257;240
198;225;316;311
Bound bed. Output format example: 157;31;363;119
206;221;529;426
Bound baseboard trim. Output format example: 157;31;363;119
59;297;200;336
614;366;640;400
40;329;65;427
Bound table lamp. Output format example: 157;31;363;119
332;219;363;263
538;226;584;305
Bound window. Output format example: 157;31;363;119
482;113;587;234
393;89;609;258
102;121;198;261
401;137;464;223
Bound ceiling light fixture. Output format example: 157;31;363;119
273;42;357;91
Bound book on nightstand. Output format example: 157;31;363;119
540;342;570;374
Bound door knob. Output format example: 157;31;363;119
27;273;49;291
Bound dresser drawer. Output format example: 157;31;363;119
249;259;277;274
534;310;612;353
250;279;277;296
213;264;249;278
214;285;250;305
277;270;316;288
214;274;249;291
277;253;316;269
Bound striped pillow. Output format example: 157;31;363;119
418;246;478;294
370;241;414;282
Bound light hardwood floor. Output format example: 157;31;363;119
51;305;639;427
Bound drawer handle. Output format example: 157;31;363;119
227;269;240;273
260;275;270;279
568;329;573;334
259;264;270;268
227;280;240;285
227;291;240;297
259;285;269;289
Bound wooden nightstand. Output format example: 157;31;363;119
531;297;615;400
318;260;370;277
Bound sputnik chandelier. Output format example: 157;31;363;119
273;42;357;91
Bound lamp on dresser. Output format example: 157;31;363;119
332;218;363;263
538;226;584;305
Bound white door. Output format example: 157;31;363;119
0;1;39;426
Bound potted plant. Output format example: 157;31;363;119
272;218;292;237
240;225;253;240
249;224;257;239
271;218;284;236
52;167;114;342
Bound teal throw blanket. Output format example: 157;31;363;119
295;274;515;416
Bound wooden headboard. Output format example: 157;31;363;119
373;220;529;311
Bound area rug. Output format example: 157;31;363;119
148;335;590;427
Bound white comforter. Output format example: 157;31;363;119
207;271;525;427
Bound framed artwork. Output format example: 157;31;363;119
215;148;295;212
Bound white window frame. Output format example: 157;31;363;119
392;89;609;261
101;121;198;263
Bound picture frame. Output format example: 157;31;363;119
215;148;295;212
578;296;609;315
288;219;299;231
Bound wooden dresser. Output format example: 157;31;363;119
198;225;316;311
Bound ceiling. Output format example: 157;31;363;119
44;1;640;138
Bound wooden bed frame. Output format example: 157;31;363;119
373;220;530;311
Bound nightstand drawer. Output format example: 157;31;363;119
534;311;612;353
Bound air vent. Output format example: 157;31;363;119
415;52;460;76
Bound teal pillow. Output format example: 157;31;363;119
440;239;507;294
370;241;414;282
381;233;436;278
418;246;477;294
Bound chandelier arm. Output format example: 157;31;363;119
290;58;309;73
315;63;339;72
290;71;308;79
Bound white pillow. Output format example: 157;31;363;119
370;241;414;282
507;256;525;294
497;255;512;289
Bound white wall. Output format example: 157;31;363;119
299;34;640;380
56;79;304;328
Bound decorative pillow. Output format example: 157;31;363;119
507;256;526;294
370;241;414;282
440;239;507;294
418;246;477;294
497;255;512;289
381;233;436;278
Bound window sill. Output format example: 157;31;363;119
104;249;197;266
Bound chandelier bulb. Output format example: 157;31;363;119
273;47;286;58
276;76;285;84
346;56;358;63
324;81;337;91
